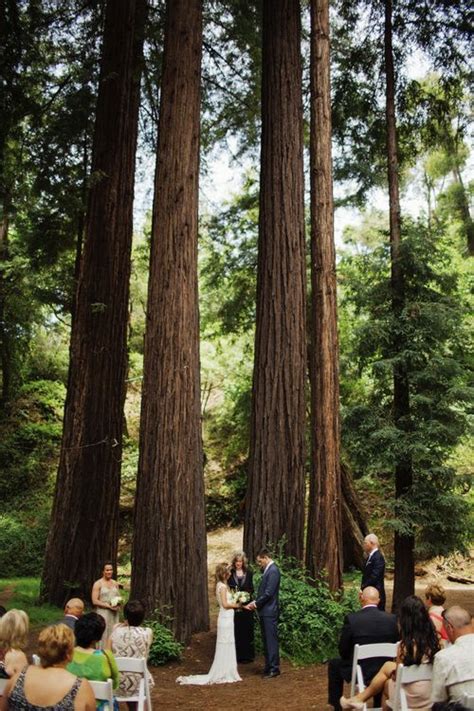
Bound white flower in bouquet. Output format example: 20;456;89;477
231;590;250;604
110;595;123;607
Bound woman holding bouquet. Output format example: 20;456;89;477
92;562;122;647
228;551;255;663
177;562;242;685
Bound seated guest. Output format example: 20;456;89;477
67;612;119;701
425;583;449;644
111;599;154;706
0;623;95;710
340;595;440;710
328;586;399;711
60;598;85;631
0;608;29;678
431;606;474;704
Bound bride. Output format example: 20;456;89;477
177;562;243;685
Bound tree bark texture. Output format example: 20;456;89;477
305;0;343;591
41;0;146;606
130;0;209;644
384;0;414;612
341;463;369;570
244;0;306;562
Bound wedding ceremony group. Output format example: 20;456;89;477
0;537;473;710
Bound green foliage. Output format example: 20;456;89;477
0;577;61;626
146;618;183;665
340;218;473;557
253;555;359;665
205;463;247;529
0;513;50;577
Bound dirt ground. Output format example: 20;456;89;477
148;528;474;710
6;527;473;711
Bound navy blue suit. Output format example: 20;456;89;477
255;562;280;674
361;549;386;610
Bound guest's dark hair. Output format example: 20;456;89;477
399;595;440;665
75;612;106;648
0;606;6;617
124;600;145;627
256;548;271;559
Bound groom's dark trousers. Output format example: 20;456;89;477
328;605;398;711
256;563;281;674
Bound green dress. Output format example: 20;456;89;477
68;649;119;707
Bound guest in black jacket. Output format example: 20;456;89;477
361;533;386;610
328;586;399;711
228;551;254;663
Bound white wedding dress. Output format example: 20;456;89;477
176;581;242;685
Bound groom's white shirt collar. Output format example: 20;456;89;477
263;559;274;573
367;547;378;561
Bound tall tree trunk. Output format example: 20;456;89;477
341;463;369;570
384;0;414;612
452;167;474;256
0;194;10;405
305;0;343;591
41;0;146;606
130;0;208;644
244;0;306;562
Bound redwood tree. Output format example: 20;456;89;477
130;0;209;643
244;0;306;562
306;0;343;590
384;0;414;610
41;0;146;605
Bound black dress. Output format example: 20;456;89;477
228;568;255;663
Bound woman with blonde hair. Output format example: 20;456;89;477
177;562;242;685
0;623;95;710
0;609;29;678
425;583;449;643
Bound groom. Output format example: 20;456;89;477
245;548;281;679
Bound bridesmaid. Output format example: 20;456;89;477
228;551;255;663
91;562;121;648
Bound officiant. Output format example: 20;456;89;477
228;551;255;663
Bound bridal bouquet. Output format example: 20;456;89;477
231;590;250;605
110;595;123;607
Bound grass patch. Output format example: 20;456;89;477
0;577;61;627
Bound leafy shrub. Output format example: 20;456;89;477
253;556;359;665
146;619;183;665
0;512;50;576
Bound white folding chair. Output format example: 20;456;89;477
390;663;433;711
350;642;400;711
461;693;474;710
89;679;114;709
115;656;152;711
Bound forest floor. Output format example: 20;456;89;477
9;526;473;711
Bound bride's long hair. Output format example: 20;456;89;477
215;562;230;583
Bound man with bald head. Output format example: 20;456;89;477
328;586;399;711
59;598;84;631
431;605;474;704
361;533;386;610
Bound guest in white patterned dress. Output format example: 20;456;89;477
110;599;154;706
